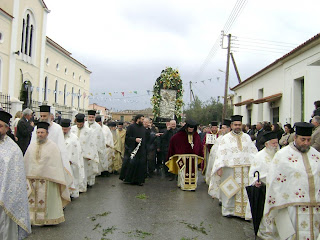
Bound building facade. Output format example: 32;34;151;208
231;33;320;126
0;0;91;118
111;108;153;122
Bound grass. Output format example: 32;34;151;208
123;229;153;239
136;193;148;200
179;221;208;235
102;226;117;236
93;223;101;231
90;211;111;221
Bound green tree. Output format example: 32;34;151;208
184;97;233;125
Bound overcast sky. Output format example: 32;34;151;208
45;0;320;111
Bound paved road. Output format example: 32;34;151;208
27;172;256;240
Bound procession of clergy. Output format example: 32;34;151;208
2;104;320;240
0;105;125;240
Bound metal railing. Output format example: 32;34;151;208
0;93;11;112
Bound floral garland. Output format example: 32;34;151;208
151;67;184;121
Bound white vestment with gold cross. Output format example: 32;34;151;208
264;143;320;240
211;131;257;218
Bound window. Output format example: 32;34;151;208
55;80;58;103
78;89;81;108
56;63;59;71
44;77;48;101
73;72;75;79
21;11;35;58
0;31;3;43
79;75;82;82
46;58;49;65
71;87;74;107
64;84;67;105
65;68;68;75
0;58;2;92
258;88;264;121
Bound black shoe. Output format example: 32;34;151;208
219;201;222;206
87;185;93;189
138;183;144;186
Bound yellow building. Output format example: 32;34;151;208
111;108;153;122
0;0;91;118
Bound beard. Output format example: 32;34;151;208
0;133;5;140
295;144;310;153
265;145;279;156
233;128;241;134
138;122;143;126
41;118;51;124
37;137;46;144
88;120;95;124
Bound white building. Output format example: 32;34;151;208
0;0;91;118
231;33;320;126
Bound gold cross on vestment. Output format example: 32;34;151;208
190;142;194;149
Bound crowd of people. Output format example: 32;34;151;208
1;100;320;239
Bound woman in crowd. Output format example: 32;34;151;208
279;123;295;147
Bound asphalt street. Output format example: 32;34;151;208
27;172;257;240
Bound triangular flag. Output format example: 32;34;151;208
121;92;125;96
109;92;112;96
134;91;137;94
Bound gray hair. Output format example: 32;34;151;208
23;108;33;116
313;116;320;124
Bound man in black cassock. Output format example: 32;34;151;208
120;114;149;186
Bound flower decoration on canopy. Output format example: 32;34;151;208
151;67;184;121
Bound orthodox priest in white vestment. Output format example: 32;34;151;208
25;122;70;226
211;115;257;218
208;119;231;198
264;122;320;240
71;113;99;190
61;119;85;198
85;110;107;180
244;131;279;239
31;105;74;191
0;111;31;240
202;121;219;176
108;122;123;173
96;116;113;173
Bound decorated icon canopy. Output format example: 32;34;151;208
151;67;184;121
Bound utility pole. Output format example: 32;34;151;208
230;52;241;84
222;33;231;122
189;81;195;103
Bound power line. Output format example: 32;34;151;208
193;0;248;80
234;36;298;46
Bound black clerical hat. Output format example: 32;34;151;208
108;122;116;127
294;122;314;136
0;110;12;125
211;121;218;126
95;115;102;122
117;122;124;126
262;131;278;143
87;110;96;116
185;119;198;128
222;119;231;127
37;122;50;130
60;119;71;128
75;113;85;122
39;105;51;113
231;115;243;122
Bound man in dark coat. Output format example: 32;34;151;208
159;119;178;179
16;108;34;155
120;114;149;186
255;122;265;151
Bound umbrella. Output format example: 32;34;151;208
245;171;266;239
